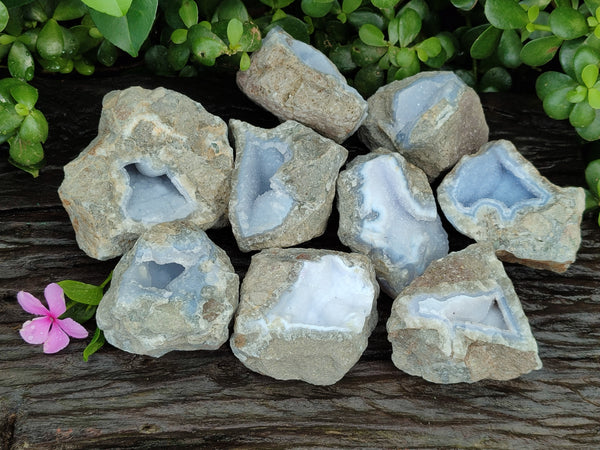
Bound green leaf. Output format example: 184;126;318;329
583;64;599;89
542;86;575;119
354;63;385;97
569;100;596;127
584;188;599;209
188;23;228;65
484;0;528;30
265;16;310;43
9;134;44;167
74;58;95;76
567;85;588;103
470;25;502;59
212;0;249;22
520;36;562;67
53;0;87;21
347;9;385;30
0;1;8;33
359;23;386;47
9;83;37;108
351;37;387;66
342;0;362;14
36;18;64;60
451;0;477;10
237;21;261;52
479;66;512;92
58;280;104;305
7;41;34;81
576;110;600;141
549;7;588;41
589;87;600;108
61;301;96;323
239;51;250;70
259;0;295;7
301;0;334;18
89;0;158;57
179;0;198;28
167;42;190;70
97;39;119;66
497;29;521;68
372;0;399;7
0;102;23;137
417;37;441;59
19;109;48;142
574;46;600;85
397;8;421;48
81;0;132;17
387;17;399;46
145;44;171;75
585;159;600;193
83;327;105;362
171;28;188;44
227;18;243;47
329;44;357;73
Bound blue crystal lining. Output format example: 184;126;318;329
451;143;551;221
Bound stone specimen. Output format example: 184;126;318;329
359;71;488;180
230;248;379;385
228;119;348;251
337;150;448;298
437;139;585;272
96;221;239;357
236;27;368;143
58;86;233;260
387;243;542;384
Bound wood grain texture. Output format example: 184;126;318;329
1;73;599;449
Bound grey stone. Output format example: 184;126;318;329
230;248;379;385
437;139;585;272
58;86;233;260
359;71;489;180
337;150;448;298
96;221;239;357
228;119;348;252
236;27;368;143
387;243;542;384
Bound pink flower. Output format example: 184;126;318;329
17;283;88;354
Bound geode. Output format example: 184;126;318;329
337;150;448;298
228;119;348;252
359;71;488;180
236;27;368;143
96;221;239;357
58;86;234;260
387;243;542;384
437;139;585;272
230;248;379;385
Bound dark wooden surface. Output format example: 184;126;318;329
1;72;599;449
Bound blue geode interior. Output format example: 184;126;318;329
235;132;294;237
391;73;463;147
449;142;551;221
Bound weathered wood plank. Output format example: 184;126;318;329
1;74;599;448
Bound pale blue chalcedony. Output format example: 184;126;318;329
409;287;521;340
234;133;294;237
337;152;448;297
391;72;462;147
447;141;551;221
122;161;195;224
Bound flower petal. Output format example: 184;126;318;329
56;318;88;339
43;323;70;354
19;316;52;344
45;283;66;317
17;291;50;316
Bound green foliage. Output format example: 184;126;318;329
58;272;112;360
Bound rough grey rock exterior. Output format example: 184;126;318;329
230;248;379;385
229;119;348;252
359;71;488;180
387;243;542;384
437;140;585;272
236;27;368;143
58;86;233;260
96;221;239;358
337;150;448;298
